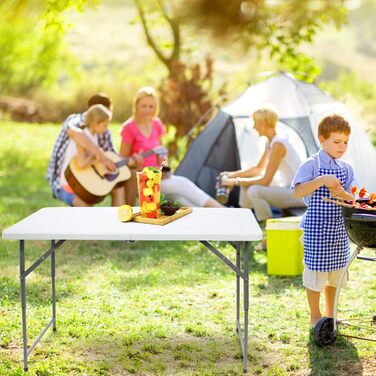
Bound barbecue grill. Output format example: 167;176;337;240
314;198;376;346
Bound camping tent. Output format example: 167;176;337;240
175;72;376;204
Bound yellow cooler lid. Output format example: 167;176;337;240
266;216;303;230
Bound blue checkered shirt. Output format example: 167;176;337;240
46;113;115;198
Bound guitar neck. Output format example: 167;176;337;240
115;150;154;168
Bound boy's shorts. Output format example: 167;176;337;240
56;187;75;206
303;265;349;292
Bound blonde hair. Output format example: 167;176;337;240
318;114;351;139
252;107;279;128
85;104;112;127
132;86;159;117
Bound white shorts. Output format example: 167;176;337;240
302;265;349;292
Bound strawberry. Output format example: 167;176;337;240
147;211;158;219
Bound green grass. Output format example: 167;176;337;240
1;121;375;375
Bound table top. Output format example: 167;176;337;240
2;207;263;241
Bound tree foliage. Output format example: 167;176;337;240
133;0;226;154
350;0;376;57
0;0;92;94
133;0;349;146
177;0;348;77
134;0;180;73
158;57;224;139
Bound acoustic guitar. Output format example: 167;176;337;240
64;146;167;204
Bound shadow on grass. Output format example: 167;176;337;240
63;332;254;375
265;274;305;294
308;331;362;376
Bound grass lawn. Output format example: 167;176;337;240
0;121;375;375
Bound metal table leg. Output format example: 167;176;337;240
20;240;28;371
51;240;57;331
200;240;249;373
236;242;240;328
18;239;65;371
243;241;249;373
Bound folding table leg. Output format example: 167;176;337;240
243;241;249;373
200;240;249;373
18;239;64;371
51;240;56;331
19;240;28;371
236;243;240;327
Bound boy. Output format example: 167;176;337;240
291;114;358;327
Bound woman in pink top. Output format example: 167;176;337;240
120;87;223;207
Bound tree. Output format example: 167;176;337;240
0;0;93;94
133;0;348;148
134;0;180;74
133;0;226;151
177;0;348;79
350;0;376;57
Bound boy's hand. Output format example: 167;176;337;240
321;175;342;190
322;175;354;201
329;187;354;201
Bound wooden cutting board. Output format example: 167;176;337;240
132;207;193;225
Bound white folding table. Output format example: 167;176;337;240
2;207;262;373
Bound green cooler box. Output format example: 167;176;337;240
266;216;304;276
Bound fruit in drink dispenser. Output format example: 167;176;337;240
137;167;161;218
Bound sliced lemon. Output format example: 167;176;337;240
146;179;155;188
147;170;155;179
142;187;153;196
118;205;133;222
154;174;161;184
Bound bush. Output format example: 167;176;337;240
158;56;226;158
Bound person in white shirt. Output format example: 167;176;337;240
220;107;305;222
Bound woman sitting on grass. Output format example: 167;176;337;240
120;86;223;207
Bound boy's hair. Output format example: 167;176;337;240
318;114;351;139
132;86;159;117
85;104;112;126
87;93;112;110
252;107;279;128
